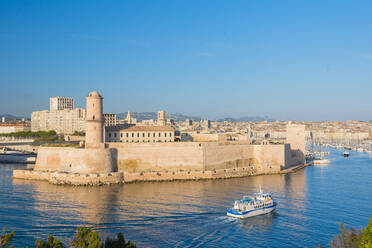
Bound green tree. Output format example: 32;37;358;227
0;228;14;248
103;232;136;248
72;227;102;248
330;222;364;248
35;235;64;248
359;217;372;248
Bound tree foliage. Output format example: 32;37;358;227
0;130;57;138
0;228;14;248
330;222;363;248
72;227;102;248
0;227;135;248
36;235;64;248
103;232;136;248
359;217;372;248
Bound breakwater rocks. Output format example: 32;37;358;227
12;169;124;186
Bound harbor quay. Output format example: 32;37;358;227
12;91;306;185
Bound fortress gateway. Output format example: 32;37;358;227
13;92;306;185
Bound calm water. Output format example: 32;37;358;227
0;147;371;247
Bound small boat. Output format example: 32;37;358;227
343;152;349;157
226;188;277;218
313;158;330;164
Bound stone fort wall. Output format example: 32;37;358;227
34;146;117;174
107;142;299;174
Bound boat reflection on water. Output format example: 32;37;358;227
238;211;277;232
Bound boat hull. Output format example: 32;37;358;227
227;203;276;219
313;159;330;164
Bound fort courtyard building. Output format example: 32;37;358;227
105;125;175;143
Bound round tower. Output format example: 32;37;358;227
85;91;104;148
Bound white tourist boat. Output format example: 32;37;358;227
226;188;277;218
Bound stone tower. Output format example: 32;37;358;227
157;110;166;126
286;122;306;164
85;91;104;148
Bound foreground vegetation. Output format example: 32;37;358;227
0;226;135;248
316;217;372;248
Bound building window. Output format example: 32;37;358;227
137;133;139;137
132;133;134;137
170;133;172;137
148;133;150;137
142;133;144;137
126;133;128;137
121;133;123;138
153;133;155;137
109;133;111;138
158;132;161;137
165;133;167;137
114;133;117;138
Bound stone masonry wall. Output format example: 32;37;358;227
108;142;294;174
34;147;117;173
107;142;204;173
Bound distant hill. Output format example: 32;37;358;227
0;114;21;120
116;112;202;122
217;116;276;122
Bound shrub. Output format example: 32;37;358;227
36;235;64;248
0;228;14;248
0;227;135;248
359;217;372;248
330;223;364;248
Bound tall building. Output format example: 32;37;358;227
31;109;85;134
31;96;85;134
50;97;74;111
103;113;117;126
202;119;211;129
157;110;166;126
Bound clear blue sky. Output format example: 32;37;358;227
1;0;372;121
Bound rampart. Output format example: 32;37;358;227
107;142;303;178
34;146;117;173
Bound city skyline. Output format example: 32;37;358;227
1;1;372;121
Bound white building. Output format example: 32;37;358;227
50;97;74;111
0;123;31;134
31;109;86;134
105;125;174;143
103;113;117;127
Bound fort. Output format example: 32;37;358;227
13;92;306;185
